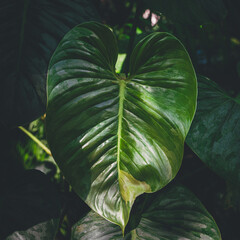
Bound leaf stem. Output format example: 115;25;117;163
18;126;52;156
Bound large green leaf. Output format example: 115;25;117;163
186;76;240;184
0;170;61;239
0;0;99;128
46;22;197;230
141;0;227;25
71;184;221;240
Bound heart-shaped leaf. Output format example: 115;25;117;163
186;76;240;185
71;184;221;240
46;22;197;230
0;0;99;127
0;170;61;239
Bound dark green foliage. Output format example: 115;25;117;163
1;0;240;239
5;219;59;240
0;0;99;128
186;76;240;185
72;184;221;240
0;170;61;239
141;0;227;25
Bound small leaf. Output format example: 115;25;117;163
71;184;221;240
5;219;59;240
46;21;197;230
0;0;99;127
186;76;240;185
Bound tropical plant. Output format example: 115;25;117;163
1;0;240;239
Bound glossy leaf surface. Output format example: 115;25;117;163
186;76;240;184
71;184;221;240
141;0;227;25
0;0;99;127
46;22;197;230
0;170;61;239
5;219;59;240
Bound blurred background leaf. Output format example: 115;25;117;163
141;0;227;25
0;0;100;128
186;76;240;185
5;219;59;240
0;170;61;239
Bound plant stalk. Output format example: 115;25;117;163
18;126;52;156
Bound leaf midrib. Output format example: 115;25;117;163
117;79;126;180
